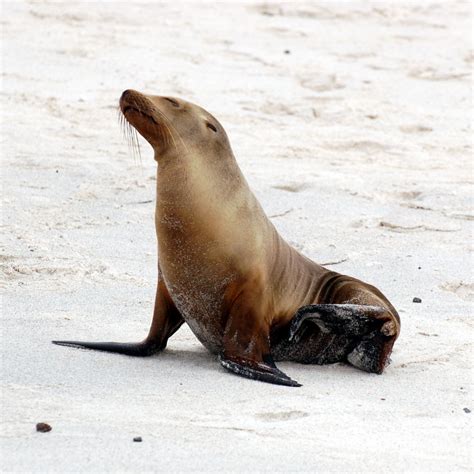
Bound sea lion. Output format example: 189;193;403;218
53;89;400;387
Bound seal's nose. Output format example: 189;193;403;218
120;89;133;102
120;89;140;110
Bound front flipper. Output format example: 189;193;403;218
52;340;158;356
219;354;301;387
220;276;301;387
52;277;183;357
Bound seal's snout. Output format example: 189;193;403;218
120;89;136;109
120;89;134;102
120;89;146;111
119;89;152;120
119;89;172;152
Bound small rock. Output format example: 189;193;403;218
413;297;422;303
36;422;52;433
284;50;290;54
463;408;471;413
133;436;142;442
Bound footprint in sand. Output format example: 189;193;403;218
379;221;459;233
440;282;474;302
260;102;297;116
272;182;311;193
255;410;309;422
299;74;345;93
400;125;433;134
397;190;423;200
323;140;389;153
409;67;470;81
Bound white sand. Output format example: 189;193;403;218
1;1;472;472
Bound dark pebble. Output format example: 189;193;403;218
36;422;52;433
413;297;422;303
284;50;290;54
463;408;471;413
133;436;142;442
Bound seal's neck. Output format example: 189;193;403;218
157;147;247;199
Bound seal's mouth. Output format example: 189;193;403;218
122;105;157;124
123;105;137;115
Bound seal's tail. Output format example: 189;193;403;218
52;340;157;357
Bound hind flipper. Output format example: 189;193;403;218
289;304;387;341
347;331;396;374
289;304;393;342
52;276;183;357
288;304;398;374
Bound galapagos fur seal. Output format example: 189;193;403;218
53;90;400;387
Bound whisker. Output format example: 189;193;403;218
125;119;137;164
118;102;185;163
132;126;143;167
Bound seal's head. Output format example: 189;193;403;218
119;89;230;160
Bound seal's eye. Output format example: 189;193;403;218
206;122;217;132
164;98;179;107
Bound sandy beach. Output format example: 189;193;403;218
1;1;473;472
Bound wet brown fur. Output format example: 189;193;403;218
117;89;400;380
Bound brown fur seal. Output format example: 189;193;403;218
53;90;400;387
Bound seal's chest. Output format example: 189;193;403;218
165;273;229;354
159;235;238;352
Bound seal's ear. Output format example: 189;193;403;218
206;122;217;132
